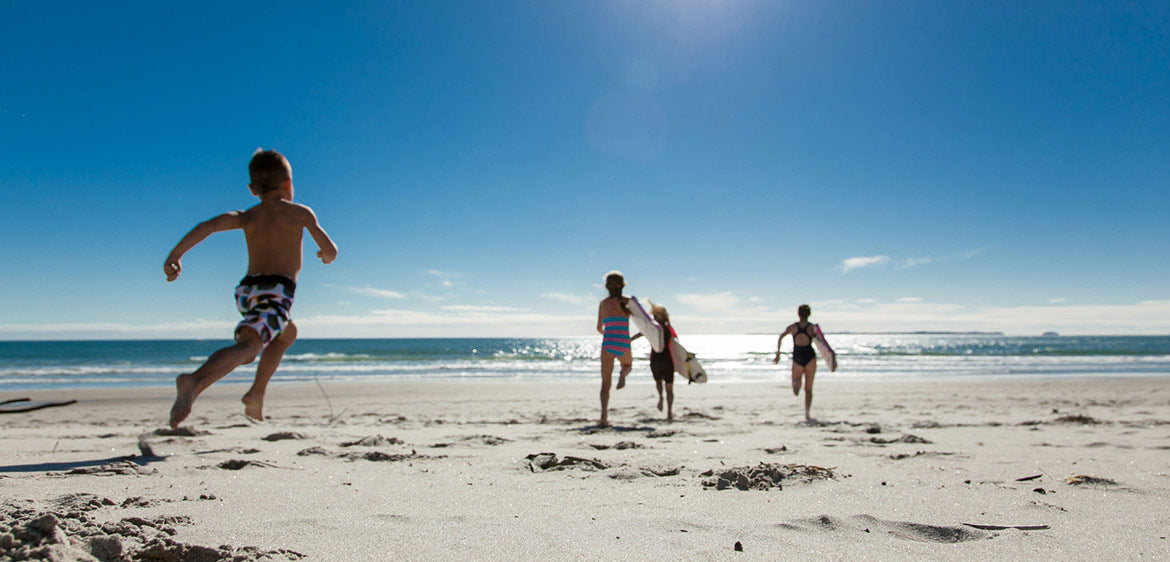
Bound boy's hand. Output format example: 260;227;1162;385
164;259;182;281
317;248;337;264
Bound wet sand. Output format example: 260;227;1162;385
2;377;1168;560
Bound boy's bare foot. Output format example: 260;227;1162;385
666;414;673;422
657;396;664;411
616;373;627;389
242;393;264;421
598;418;609;428
170;373;197;428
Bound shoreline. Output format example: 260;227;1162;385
5;369;1170;395
4;377;1169;559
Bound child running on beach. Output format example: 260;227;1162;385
597;271;633;426
773;304;832;421
163;149;338;427
646;301;677;421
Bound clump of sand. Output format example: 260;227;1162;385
0;498;303;561
702;463;835;491
1065;474;1119;486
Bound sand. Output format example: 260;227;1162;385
2;376;1168;560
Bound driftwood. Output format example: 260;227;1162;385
0;398;77;414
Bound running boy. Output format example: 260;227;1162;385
163;149;337;427
647;302;677;421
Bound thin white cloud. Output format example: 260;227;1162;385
541;292;587;305
675;291;740;312
803;299;1170;335
350;286;407;299
903;257;931;268
440;305;524;313
4;299;1169;338
842;255;890;273
962;247;990;260
896;297;923;303
294;308;591;337
427;269;456;287
1049;298;1067;304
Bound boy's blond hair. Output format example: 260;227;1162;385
649;301;670;325
249;149;291;194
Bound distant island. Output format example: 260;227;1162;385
1042;331;1060;337
747;331;1005;336
832;331;1005;336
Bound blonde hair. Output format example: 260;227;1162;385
649;301;670;325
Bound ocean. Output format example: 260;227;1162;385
1;335;1168;391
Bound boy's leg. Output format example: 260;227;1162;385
243;321;298;421
599;352;615;426
171;329;264;428
616;353;633;389
665;382;674;421
655;378;664;411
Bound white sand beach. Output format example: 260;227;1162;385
2;376;1168;560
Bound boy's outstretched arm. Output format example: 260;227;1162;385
302;207;338;264
164;212;243;281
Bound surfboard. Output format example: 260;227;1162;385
813;325;838;372
628;296;706;383
680;345;708;384
627;297;666;352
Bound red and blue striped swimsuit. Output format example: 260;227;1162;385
601;316;631;357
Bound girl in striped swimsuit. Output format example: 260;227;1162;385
597;270;633;427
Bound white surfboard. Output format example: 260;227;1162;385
679;344;708;384
629;296;706;383
627;297;666;352
813;325;838;372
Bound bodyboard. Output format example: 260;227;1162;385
813;325;838;372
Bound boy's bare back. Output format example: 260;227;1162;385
239;199;334;280
163;150;336;284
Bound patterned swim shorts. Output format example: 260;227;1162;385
235;274;296;345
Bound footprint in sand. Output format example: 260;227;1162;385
590;441;643;450
152;427;207;437
341;435;403;447
781;514;992;543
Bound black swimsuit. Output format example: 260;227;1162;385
791;323;816;368
650;324;674;384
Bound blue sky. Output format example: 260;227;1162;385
2;0;1167;339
